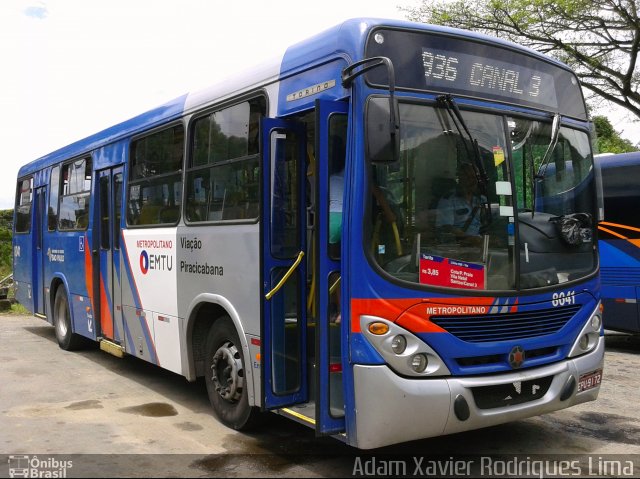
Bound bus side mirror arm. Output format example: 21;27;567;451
342;56;400;163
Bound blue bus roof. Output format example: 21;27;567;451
19;17;575;178
18;94;188;178
279;18;573;85
596;151;640;169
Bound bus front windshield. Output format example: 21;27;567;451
367;99;597;291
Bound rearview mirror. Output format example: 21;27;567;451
367;97;400;163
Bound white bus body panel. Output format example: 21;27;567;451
120;224;262;383
122;228;181;373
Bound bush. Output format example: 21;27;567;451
0;209;13;279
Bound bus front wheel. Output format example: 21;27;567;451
204;317;260;430
53;287;84;351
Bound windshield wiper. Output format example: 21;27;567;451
531;113;561;218
437;94;491;226
437;95;489;188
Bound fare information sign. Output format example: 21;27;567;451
420;254;486;290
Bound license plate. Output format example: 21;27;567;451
578;369;603;392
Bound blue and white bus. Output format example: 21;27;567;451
13;18;604;449
597;152;640;333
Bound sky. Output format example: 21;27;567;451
1;0;637;209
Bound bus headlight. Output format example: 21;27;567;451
391;335;407;354
568;302;603;358
411;354;429;373
579;334;589;351
360;315;450;377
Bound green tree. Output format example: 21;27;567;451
593;115;638;153
402;0;640;118
0;209;13;277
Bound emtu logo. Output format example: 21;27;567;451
138;249;173;274
140;250;149;274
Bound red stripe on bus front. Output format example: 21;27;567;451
395;309;447;333
350;298;422;333
351;296;497;334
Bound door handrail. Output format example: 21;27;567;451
265;251;305;300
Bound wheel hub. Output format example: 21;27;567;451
210;341;244;403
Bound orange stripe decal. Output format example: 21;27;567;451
100;277;113;339
84;237;95;317
599;221;640;234
598;225;628;240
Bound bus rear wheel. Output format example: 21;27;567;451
53;287;84;351
204;317;260;430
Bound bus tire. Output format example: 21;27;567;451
53;287;83;351
204;317;260;430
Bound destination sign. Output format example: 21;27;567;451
365;28;586;119
421;48;558;110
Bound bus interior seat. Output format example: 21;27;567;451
76;212;89;229
159;206;180;223
138;204;162;225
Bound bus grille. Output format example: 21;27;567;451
430;305;581;343
601;267;640;286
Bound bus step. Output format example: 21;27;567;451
100;339;125;358
279;403;316;428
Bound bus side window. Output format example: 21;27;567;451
15;177;33;233
128;125;184;226
186;97;265;223
59;158;91;231
328;114;347;259
48;166;60;231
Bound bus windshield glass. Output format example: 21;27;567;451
367;100;597;291
365;28;587;120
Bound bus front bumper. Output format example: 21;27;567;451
351;337;604;449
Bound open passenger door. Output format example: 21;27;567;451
261;103;348;436
314;99;348;435
261;118;309;409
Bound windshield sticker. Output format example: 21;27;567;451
495;181;512;196
493;146;505;166
500;206;514;217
